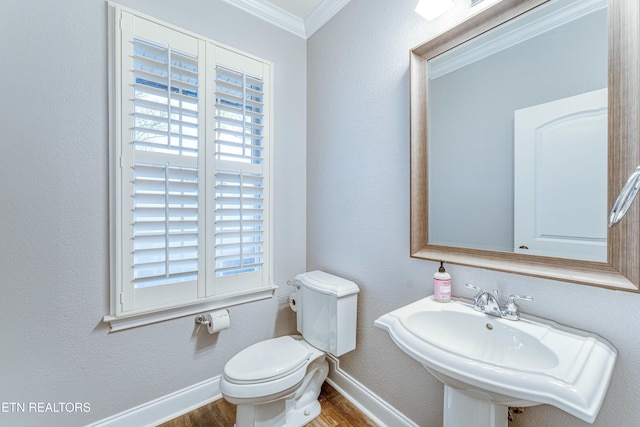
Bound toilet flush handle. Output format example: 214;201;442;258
287;279;300;290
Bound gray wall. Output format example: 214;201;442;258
307;0;640;426
0;0;305;426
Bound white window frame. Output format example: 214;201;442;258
105;3;275;331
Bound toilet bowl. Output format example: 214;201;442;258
220;336;328;427
220;271;360;427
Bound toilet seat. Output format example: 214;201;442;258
220;336;314;400
224;336;311;384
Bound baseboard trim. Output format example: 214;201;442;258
326;355;418;427
89;356;416;427
87;376;221;427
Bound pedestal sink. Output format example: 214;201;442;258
375;296;617;426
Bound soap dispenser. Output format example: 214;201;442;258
434;261;451;302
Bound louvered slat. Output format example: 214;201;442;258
215;169;264;277
215;65;265;165
132;37;200;290
134;39;199;157
133;163;199;287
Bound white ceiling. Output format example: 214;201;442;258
220;0;350;39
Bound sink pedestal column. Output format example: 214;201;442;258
442;386;508;427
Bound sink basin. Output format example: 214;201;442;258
375;296;617;425
406;309;560;371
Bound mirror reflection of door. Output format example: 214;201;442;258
514;88;607;262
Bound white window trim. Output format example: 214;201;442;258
105;3;275;331
104;287;275;332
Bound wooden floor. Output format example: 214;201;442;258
158;382;377;427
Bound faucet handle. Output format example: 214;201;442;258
465;283;483;294
465;283;484;300
506;294;533;303
503;294;533;320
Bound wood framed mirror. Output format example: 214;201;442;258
410;0;640;291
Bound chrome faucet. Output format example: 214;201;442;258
465;284;533;321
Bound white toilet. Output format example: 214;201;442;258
220;270;360;427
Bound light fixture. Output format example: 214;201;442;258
415;0;455;21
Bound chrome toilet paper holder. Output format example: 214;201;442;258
195;309;231;334
195;314;211;326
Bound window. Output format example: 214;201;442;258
106;5;274;330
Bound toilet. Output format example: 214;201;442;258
220;270;360;427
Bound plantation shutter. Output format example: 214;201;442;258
120;13;205;311
114;8;272;318
212;47;270;292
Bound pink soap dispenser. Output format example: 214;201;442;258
434;261;451;302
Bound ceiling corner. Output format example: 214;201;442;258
304;0;351;38
221;0;350;39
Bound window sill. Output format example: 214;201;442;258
103;285;277;332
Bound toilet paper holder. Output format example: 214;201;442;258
195;309;231;334
195;314;211;327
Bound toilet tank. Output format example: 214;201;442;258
295;270;360;357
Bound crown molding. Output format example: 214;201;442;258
429;0;606;79
221;0;305;37
221;0;350;39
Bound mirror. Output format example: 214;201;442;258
428;0;607;262
410;0;640;291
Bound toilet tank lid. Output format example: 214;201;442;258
296;270;360;297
